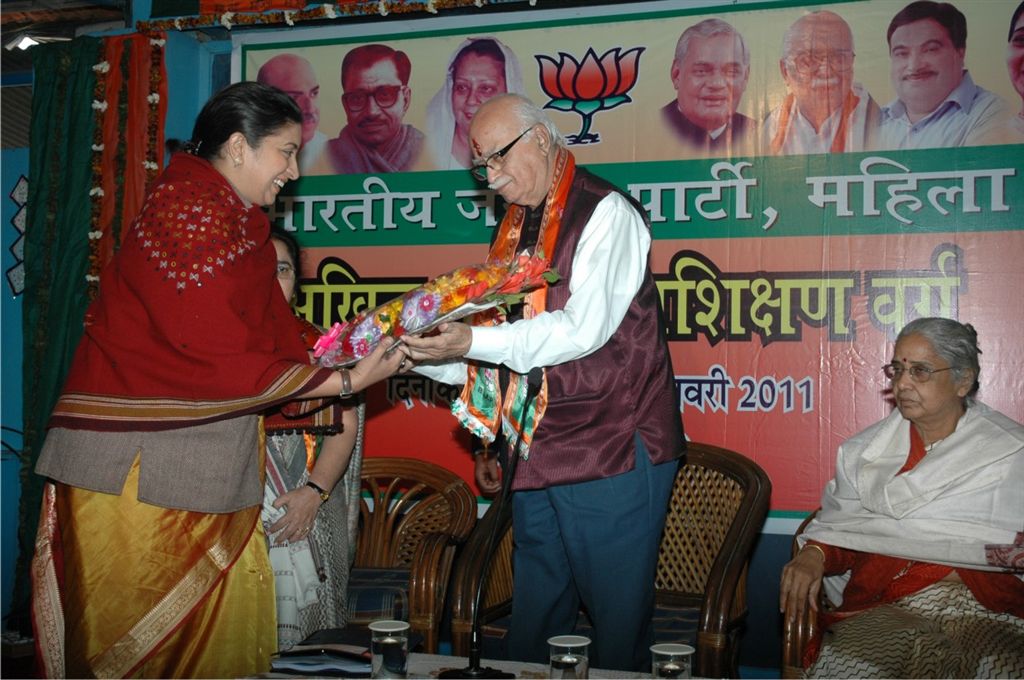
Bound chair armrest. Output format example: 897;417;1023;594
781;598;818;679
448;502;514;657
407;531;460;653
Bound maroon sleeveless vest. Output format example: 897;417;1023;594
512;167;684;491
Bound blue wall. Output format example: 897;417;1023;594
2;147;28;624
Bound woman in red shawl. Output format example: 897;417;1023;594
30;81;405;679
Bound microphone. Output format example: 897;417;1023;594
439;367;543;678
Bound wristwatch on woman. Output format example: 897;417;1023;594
306;480;330;503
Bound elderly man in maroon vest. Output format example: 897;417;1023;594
401;93;684;672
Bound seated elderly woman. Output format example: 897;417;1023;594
780;317;1024;678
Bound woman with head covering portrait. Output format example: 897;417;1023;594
425;37;525;169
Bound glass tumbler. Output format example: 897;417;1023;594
650;643;694;678
369;620;410;679
548;635;590;679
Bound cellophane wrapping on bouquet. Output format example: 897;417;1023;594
313;251;558;368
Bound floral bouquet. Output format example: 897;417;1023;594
313;251;559;368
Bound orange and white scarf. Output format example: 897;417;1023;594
452;147;575;456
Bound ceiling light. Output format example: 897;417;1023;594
15;36;40;50
4;34;73;51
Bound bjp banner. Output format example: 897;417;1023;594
233;0;1024;513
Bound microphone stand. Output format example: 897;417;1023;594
439;368;542;679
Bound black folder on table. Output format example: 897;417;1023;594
270;626;424;677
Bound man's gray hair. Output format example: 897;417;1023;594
897;317;982;401
781;10;854;58
674;18;750;68
505;93;567;148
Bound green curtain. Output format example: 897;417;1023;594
11;37;101;633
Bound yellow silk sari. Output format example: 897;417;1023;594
32;454;276;678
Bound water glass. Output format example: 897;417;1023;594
650;643;694;678
369;620;409;679
548;635;590;679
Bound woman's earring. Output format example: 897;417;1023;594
233;156;242;167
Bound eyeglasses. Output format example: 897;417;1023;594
341;85;403;112
471;126;535;181
787;50;855;75
276;262;296;279
882;363;953;382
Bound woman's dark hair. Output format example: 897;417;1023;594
270;226;301;269
898;317;981;401
451;38;506;75
1011;1;1024;42
185;81;302;161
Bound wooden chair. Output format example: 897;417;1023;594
780;511;821;679
347;457;477;653
447;442;771;678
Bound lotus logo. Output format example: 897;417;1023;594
536;46;644;145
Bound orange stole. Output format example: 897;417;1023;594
457;147;575;444
32;451;275;678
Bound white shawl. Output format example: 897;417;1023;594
800;401;1024;604
424;36;525;170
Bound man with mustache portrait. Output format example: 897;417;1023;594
879;0;1011;149
257;54;327;174
661;18;755;157
312;43;425;174
763;11;881;155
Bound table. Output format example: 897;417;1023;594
408;653;645;678
260;650;646;679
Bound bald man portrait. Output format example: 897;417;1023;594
257;53;327;173
763;11;881;155
661;18;754;157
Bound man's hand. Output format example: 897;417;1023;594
400;322;472;362
474;451;502;495
779;545;826;623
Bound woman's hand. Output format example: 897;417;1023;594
779;544;826;622
348;338;407;391
269;485;321;545
474;452;502;495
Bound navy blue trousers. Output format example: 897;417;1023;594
507;436;678;672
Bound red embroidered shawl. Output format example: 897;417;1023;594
48;153;333;432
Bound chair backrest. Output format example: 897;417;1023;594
356;457;477;568
657;443;770;600
657;442;771;677
447;442;771;676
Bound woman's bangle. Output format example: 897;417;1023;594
801;543;826;562
306;480;330;503
338;368;353;398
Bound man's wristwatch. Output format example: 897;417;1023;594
339;368;353;398
306;480;330;503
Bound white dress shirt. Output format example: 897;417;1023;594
879;71;1011;149
415;191;649;384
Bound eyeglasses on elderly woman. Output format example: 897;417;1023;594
882;363;954;382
